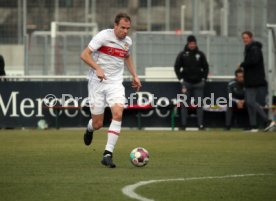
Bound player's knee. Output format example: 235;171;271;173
93;121;103;130
112;111;123;121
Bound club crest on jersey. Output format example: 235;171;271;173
195;54;201;60
124;43;129;51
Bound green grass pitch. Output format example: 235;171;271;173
0;129;276;201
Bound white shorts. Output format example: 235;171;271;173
88;79;126;115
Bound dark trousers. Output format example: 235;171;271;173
225;102;236;127
225;102;247;128
180;81;204;127
245;86;268;127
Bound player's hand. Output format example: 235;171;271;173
181;86;187;93
237;100;244;109
132;76;141;91
96;68;107;82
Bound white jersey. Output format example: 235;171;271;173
87;29;132;83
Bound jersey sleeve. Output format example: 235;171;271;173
126;37;132;56
88;30;106;51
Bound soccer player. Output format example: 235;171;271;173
80;13;141;168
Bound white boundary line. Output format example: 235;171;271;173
121;173;271;201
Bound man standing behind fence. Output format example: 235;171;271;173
239;31;275;131
174;35;209;130
80;13;141;168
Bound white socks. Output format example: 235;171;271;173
105;120;121;153
87;118;122;153
87;119;93;132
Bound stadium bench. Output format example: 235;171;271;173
44;104;177;130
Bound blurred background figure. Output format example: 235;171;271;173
174;35;209;130
225;68;245;130
239;31;275;132
0;55;6;81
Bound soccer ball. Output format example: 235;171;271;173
37;119;48;130
130;147;149;167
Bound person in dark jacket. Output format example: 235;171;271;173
174;35;209;130
225;69;245;130
0;55;6;81
0;55;5;76
239;31;275;132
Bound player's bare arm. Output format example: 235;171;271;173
125;55;141;91
80;47;107;81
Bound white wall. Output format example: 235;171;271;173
0;45;24;75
